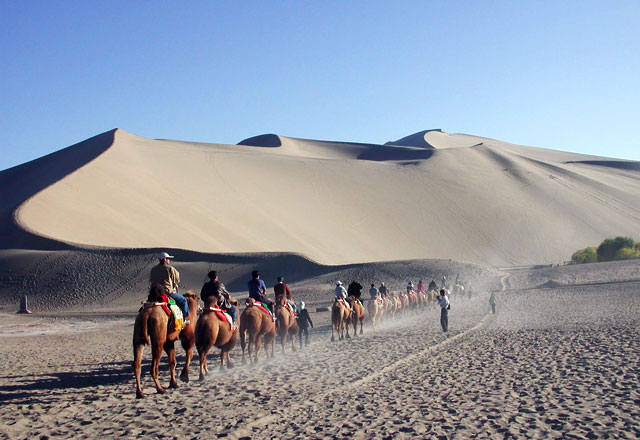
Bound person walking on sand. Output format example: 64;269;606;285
489;292;496;314
438;288;450;333
150;252;190;324
297;301;313;348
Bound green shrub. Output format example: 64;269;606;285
597;236;636;262
615;247;640;260
571;247;597;264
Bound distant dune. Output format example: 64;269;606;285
3;128;640;266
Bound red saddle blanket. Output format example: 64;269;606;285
207;306;234;329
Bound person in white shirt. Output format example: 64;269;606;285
438;289;450;333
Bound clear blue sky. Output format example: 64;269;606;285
1;1;639;171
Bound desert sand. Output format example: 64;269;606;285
1;129;639;439
1;262;639;439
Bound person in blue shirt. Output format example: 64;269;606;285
248;270;274;317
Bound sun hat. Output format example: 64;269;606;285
336;281;342;285
159;252;174;259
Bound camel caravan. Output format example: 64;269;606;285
132;253;468;398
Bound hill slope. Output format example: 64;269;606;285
4;129;640;266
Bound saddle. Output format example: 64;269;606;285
374;297;383;305
247;299;274;318
283;301;298;317
336;297;352;312
205;306;235;330
142;295;184;331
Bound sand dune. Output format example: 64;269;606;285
4;128;639;267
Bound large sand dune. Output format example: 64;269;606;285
4;128;639;266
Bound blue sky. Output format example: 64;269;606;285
1;1;639;170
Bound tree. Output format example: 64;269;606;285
597;236;636;262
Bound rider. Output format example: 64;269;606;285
428;279;437;291
379;282;388;299
248;270;275;320
334;281;351;309
347;280;363;305
200;271;237;325
417;280;425;295
149;252;190;324
369;283;380;300
406;281;414;293
274;276;296;312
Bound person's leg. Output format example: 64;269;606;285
305;327;310;346
440;309;446;332
228;305;237;323
169;293;189;318
444;310;448;332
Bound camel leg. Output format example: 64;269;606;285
151;344;165;395
198;344;211;381
240;330;247;365
290;331;297;352
331;322;336;342
166;343;179;389
180;343;193;383
253;335;262;364
226;351;234;368
133;343;145;399
360;318;364;335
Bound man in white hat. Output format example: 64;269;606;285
150;252;190;323
334;280;352;309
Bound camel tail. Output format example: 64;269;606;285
134;311;150;346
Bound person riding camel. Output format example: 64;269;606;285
248;270;275;320
369;283;380;300
347;280;363;306
149;252;190;324
417;280;425;295
379;282;388;299
406;281;414;293
335;281;351;310
200;270;237;325
274;276;296;312
428;279;437;292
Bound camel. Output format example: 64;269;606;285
349;296;365;336
275;297;298;353
195;297;239;380
367;297;383;328
239;298;276;364
132;286;199;399
398;292;409;317
407;290;418;313
428;289;438;308
331;298;352;341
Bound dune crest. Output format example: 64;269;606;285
4;129;640;266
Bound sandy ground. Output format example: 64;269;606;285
1;264;638;439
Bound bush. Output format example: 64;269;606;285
597;236;636;262
615;247;640;260
571;247;597;264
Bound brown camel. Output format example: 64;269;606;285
331;298;351;341
367;297;383;328
399;292;409;317
275;298;298;353
239;298;276;364
132;286;199;399
349;296;365;336
195;297;239;380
